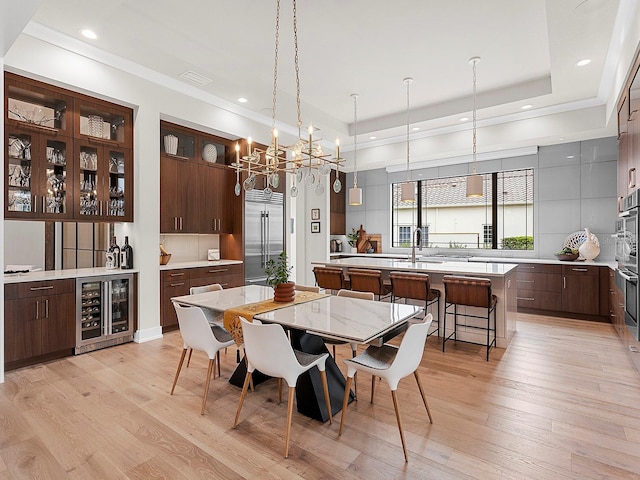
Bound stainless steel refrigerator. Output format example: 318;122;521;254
244;189;285;285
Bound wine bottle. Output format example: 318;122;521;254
109;236;120;269
120;236;133;269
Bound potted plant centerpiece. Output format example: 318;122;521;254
265;251;295;303
347;228;360;253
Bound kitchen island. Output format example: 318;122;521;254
312;257;518;349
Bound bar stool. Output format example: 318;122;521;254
389;271;440;338
442;275;497;361
313;266;348;293
348;268;392;301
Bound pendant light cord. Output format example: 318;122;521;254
404;77;413;182
471;57;478;174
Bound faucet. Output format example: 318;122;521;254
411;227;422;263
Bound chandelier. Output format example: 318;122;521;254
232;0;344;198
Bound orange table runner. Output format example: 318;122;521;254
223;290;329;346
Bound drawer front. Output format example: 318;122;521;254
14;279;75;299
517;289;562;311
517;264;561;274
562;265;600;277
190;263;242;279
161;269;192;283
516;272;561;292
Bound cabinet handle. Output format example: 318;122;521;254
169;272;185;277
571;268;588;272
629;167;636;189
42;196;45;213
33;195;37;213
45;299;49;318
519;265;535;270
35;300;39;319
208;269;228;273
563;276;566;288
30;285;54;291
516;297;535;301
170;282;186;287
180;217;183;230
516;279;534;283
221;283;229;287
99;200;103;216
618;196;624;213
174;217;178;230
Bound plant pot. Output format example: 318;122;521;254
273;282;296;303
350;247;357;253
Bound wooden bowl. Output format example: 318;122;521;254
555;253;579;261
160;253;172;265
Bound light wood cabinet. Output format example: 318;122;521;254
4;279;75;368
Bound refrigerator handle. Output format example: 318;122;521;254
266;211;270;259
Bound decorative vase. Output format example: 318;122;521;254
164;134;178;155
578;227;600;261
273;282;296;303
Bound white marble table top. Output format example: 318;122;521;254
172;285;421;344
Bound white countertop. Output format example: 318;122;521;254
159;259;243;270
315;257;518;276
4;267;139;284
467;256;617;269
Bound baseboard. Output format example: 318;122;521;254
134;326;163;343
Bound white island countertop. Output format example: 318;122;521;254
314;257;518;277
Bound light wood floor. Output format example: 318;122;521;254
1;312;640;479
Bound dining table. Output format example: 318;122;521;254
172;285;421;422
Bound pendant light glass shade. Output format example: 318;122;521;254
349;186;363;206
466;173;483;197
349;93;363;206
400;181;414;202
466;56;483;198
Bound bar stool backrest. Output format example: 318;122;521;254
389;271;430;301
313;266;344;291
348;268;384;295
443;275;493;308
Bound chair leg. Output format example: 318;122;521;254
339;376;353;436
217;351;222;377
391;390;409;462
233;370;253;427
201;358;215;415
284;387;296;458
186;348;193;367
244;355;255;392
371;375;376;404
278;378;282;405
319;370;332;424
413;371;433;423
332;345;336;358
352;348;358;401
170;348;188;395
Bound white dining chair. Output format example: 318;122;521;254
233;317;333;458
186;283;225;372
170;302;235;415
338;313;434;462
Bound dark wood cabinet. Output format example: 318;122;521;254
160;264;244;332
330;169;346;235
516;263;606;319
160;154;199;233
160;120;236;234
4;72;134;222
561;265;600;315
4;279;75;368
199;164;234;233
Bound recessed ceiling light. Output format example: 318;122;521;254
521;104;533;110
567;155;575;159
576;59;591;67
559;137;565;141
460;117;469;122
412;127;420;131
238;97;248;103
369;136;377;140
80;28;98;40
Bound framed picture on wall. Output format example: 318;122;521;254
311;208;320;220
311;221;320;233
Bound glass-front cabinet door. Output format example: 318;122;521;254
79;279;104;343
76;141;100;218
109;277;131;335
6;130;34;217
107;147;132;219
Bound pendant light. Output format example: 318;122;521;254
466;56;483;198
400;77;415;202
349;93;363;206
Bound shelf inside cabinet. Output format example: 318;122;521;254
78;107;126;143
7;86;69;132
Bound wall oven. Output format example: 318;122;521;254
619;189;640;340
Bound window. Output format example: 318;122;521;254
391;168;533;250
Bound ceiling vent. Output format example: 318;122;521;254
179;70;212;86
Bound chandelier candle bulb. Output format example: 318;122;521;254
247;137;252;156
235;142;240;163
335;138;340;159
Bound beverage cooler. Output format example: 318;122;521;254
75;274;134;354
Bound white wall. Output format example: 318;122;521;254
3;220;45;269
